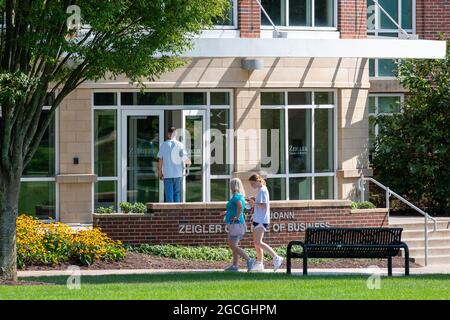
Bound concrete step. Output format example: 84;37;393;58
389;221;450;231
402;238;450;248
400;246;450;257
402;229;450;239
412;255;450;265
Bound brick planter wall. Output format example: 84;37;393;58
93;201;388;247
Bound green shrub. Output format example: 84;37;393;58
351;201;376;209
95;206;114;214
132;202;146;214
126;244;288;261
119;202;133;213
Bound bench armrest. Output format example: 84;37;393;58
399;242;409;253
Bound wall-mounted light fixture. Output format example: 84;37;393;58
241;58;264;71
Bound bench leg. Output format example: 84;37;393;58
303;256;308;276
387;257;393;277
287;255;292;275
404;248;410;276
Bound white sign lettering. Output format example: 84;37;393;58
178;211;332;234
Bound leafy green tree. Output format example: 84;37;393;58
0;0;228;281
372;38;450;215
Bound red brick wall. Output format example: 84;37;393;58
93;205;388;247
416;0;450;40
338;0;368;39
239;0;260;38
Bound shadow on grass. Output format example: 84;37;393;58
21;272;450;286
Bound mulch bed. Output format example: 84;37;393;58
23;252;419;271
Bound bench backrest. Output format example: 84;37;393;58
303;227;403;258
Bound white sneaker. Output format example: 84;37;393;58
273;255;284;271
251;261;265;272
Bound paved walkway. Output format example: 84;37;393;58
18;265;450;278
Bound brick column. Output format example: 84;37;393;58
239;0;260;38
416;0;450;40
338;0;367;39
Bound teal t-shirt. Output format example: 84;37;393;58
225;192;246;224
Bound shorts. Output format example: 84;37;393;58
253;222;269;232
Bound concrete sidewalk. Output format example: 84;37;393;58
18;265;450;278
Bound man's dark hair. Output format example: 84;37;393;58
168;127;176;134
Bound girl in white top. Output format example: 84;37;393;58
248;174;283;272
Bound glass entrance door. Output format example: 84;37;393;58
121;110;164;204
182;110;206;202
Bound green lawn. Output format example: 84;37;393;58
1;273;449;300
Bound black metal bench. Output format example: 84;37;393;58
287;227;410;276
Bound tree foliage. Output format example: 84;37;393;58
372;38;450;215
0;0;228;280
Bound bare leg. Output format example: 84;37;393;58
254;227;277;259
234;243;250;261
253;229;264;262
228;239;239;266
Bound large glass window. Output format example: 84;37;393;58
121;92;207;106
266;177;287;200
94;110;117;177
367;0;415;78
261;109;286;174
261;0;336;28
315;109;334;172
261;91;335;200
18;107;57;219
368;94;403;161
288;109;311;173
210;109;231;175
210;179;230;201
367;0;414;35
213;0;237;28
22;111;56;178
19;181;56;220
93;91;232;206
94;109;118;210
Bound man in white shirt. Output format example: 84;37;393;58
157;127;191;202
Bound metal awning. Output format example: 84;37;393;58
181;38;447;59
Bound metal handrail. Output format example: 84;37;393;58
358;174;437;266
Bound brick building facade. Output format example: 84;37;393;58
19;1;445;239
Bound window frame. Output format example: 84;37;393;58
367;0;416;79
91;89;235;211
2;101;60;221
367;0;416;36
214;0;238;30
260;0;338;30
260;89;338;200
368;93;404;159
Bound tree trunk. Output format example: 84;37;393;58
0;177;20;282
